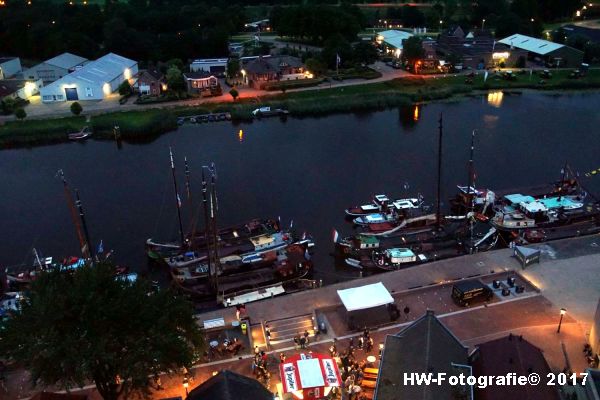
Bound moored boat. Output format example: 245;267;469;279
68;126;92;140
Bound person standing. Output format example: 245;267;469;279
280;352;286;364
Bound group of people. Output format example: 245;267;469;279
252;347;271;384
293;329;311;349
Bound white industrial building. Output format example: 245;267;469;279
40;53;138;102
0;57;22;79
190;58;228;76
376;30;414;58
22;52;88;84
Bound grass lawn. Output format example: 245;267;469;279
2;69;600;147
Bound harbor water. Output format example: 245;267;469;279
1;91;600;285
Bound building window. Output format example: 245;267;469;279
42;95;53;101
86;87;93;97
56;95;64;100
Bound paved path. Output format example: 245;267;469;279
0;63;414;122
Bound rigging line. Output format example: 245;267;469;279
152;167;174;238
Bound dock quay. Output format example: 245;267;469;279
177;112;232;125
194;233;600;366
7;234;600;400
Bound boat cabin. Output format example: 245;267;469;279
249;232;287;251
373;194;390;205
383;248;417;264
353;235;380;249
494;193;585;229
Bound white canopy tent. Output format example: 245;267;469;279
337;282;394;312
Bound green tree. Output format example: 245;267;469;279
166;66;186;94
118;80;132;96
353;42;378;65
305;58;327;77
227;57;240;78
0;263;202;400
321;33;353;69
70;101;83;116
14;107;26;120
1;97;16;115
401;36;425;65
229;87;239;101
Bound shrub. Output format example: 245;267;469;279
70;102;83;115
15;108;26;120
229;88;239;101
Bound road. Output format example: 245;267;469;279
0;62;411;122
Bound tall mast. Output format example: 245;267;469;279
209;165;220;292
184;157;192;202
436;113;443;231
170;147;185;246
75;189;94;260
201;167;212;283
467;129;476;210
58;170;87;258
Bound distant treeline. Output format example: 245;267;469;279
0;1;246;63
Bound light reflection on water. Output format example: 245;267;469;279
487;91;504;108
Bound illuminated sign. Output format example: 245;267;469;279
492;52;510;60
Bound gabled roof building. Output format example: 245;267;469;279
186;370;273;400
39;53;137;102
23;53;89;84
498;34;583;67
374;310;472;400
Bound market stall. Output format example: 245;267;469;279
337;282;396;329
279;352;342;399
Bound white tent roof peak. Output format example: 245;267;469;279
337;282;394;312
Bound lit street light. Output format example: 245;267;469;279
183;377;189;397
557;308;567;333
482;19;486;30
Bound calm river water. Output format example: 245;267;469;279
2;91;600;284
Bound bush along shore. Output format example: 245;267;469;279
1;69;600;148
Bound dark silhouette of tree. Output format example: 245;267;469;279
0;262;202;400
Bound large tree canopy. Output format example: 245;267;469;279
0;263;202;400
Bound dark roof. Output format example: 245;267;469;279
186;370;273;400
0;79;26;97
244;57;278;74
30;392;88;400
562;24;600;43
143;68;164;81
470;335;560;400
374;310;470;400
0;57;16;64
245;56;304;75
183;72;216;80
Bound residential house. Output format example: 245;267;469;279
135;68;165;96
185;370;273;400
183;72;219;95
374;310;472;400
242;56;305;89
190;58;228;77
435;27;526;69
498;33;583;67
0;79;43;101
0;57;22;79
22;53;88;84
40;53;138;102
470;334;560;400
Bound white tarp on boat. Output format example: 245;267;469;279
337;282;394;312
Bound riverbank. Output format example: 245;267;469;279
2;68;599;148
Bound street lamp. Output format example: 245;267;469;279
439;20;443;31
183;377;189;396
557;308;567;333
482;19;486;30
